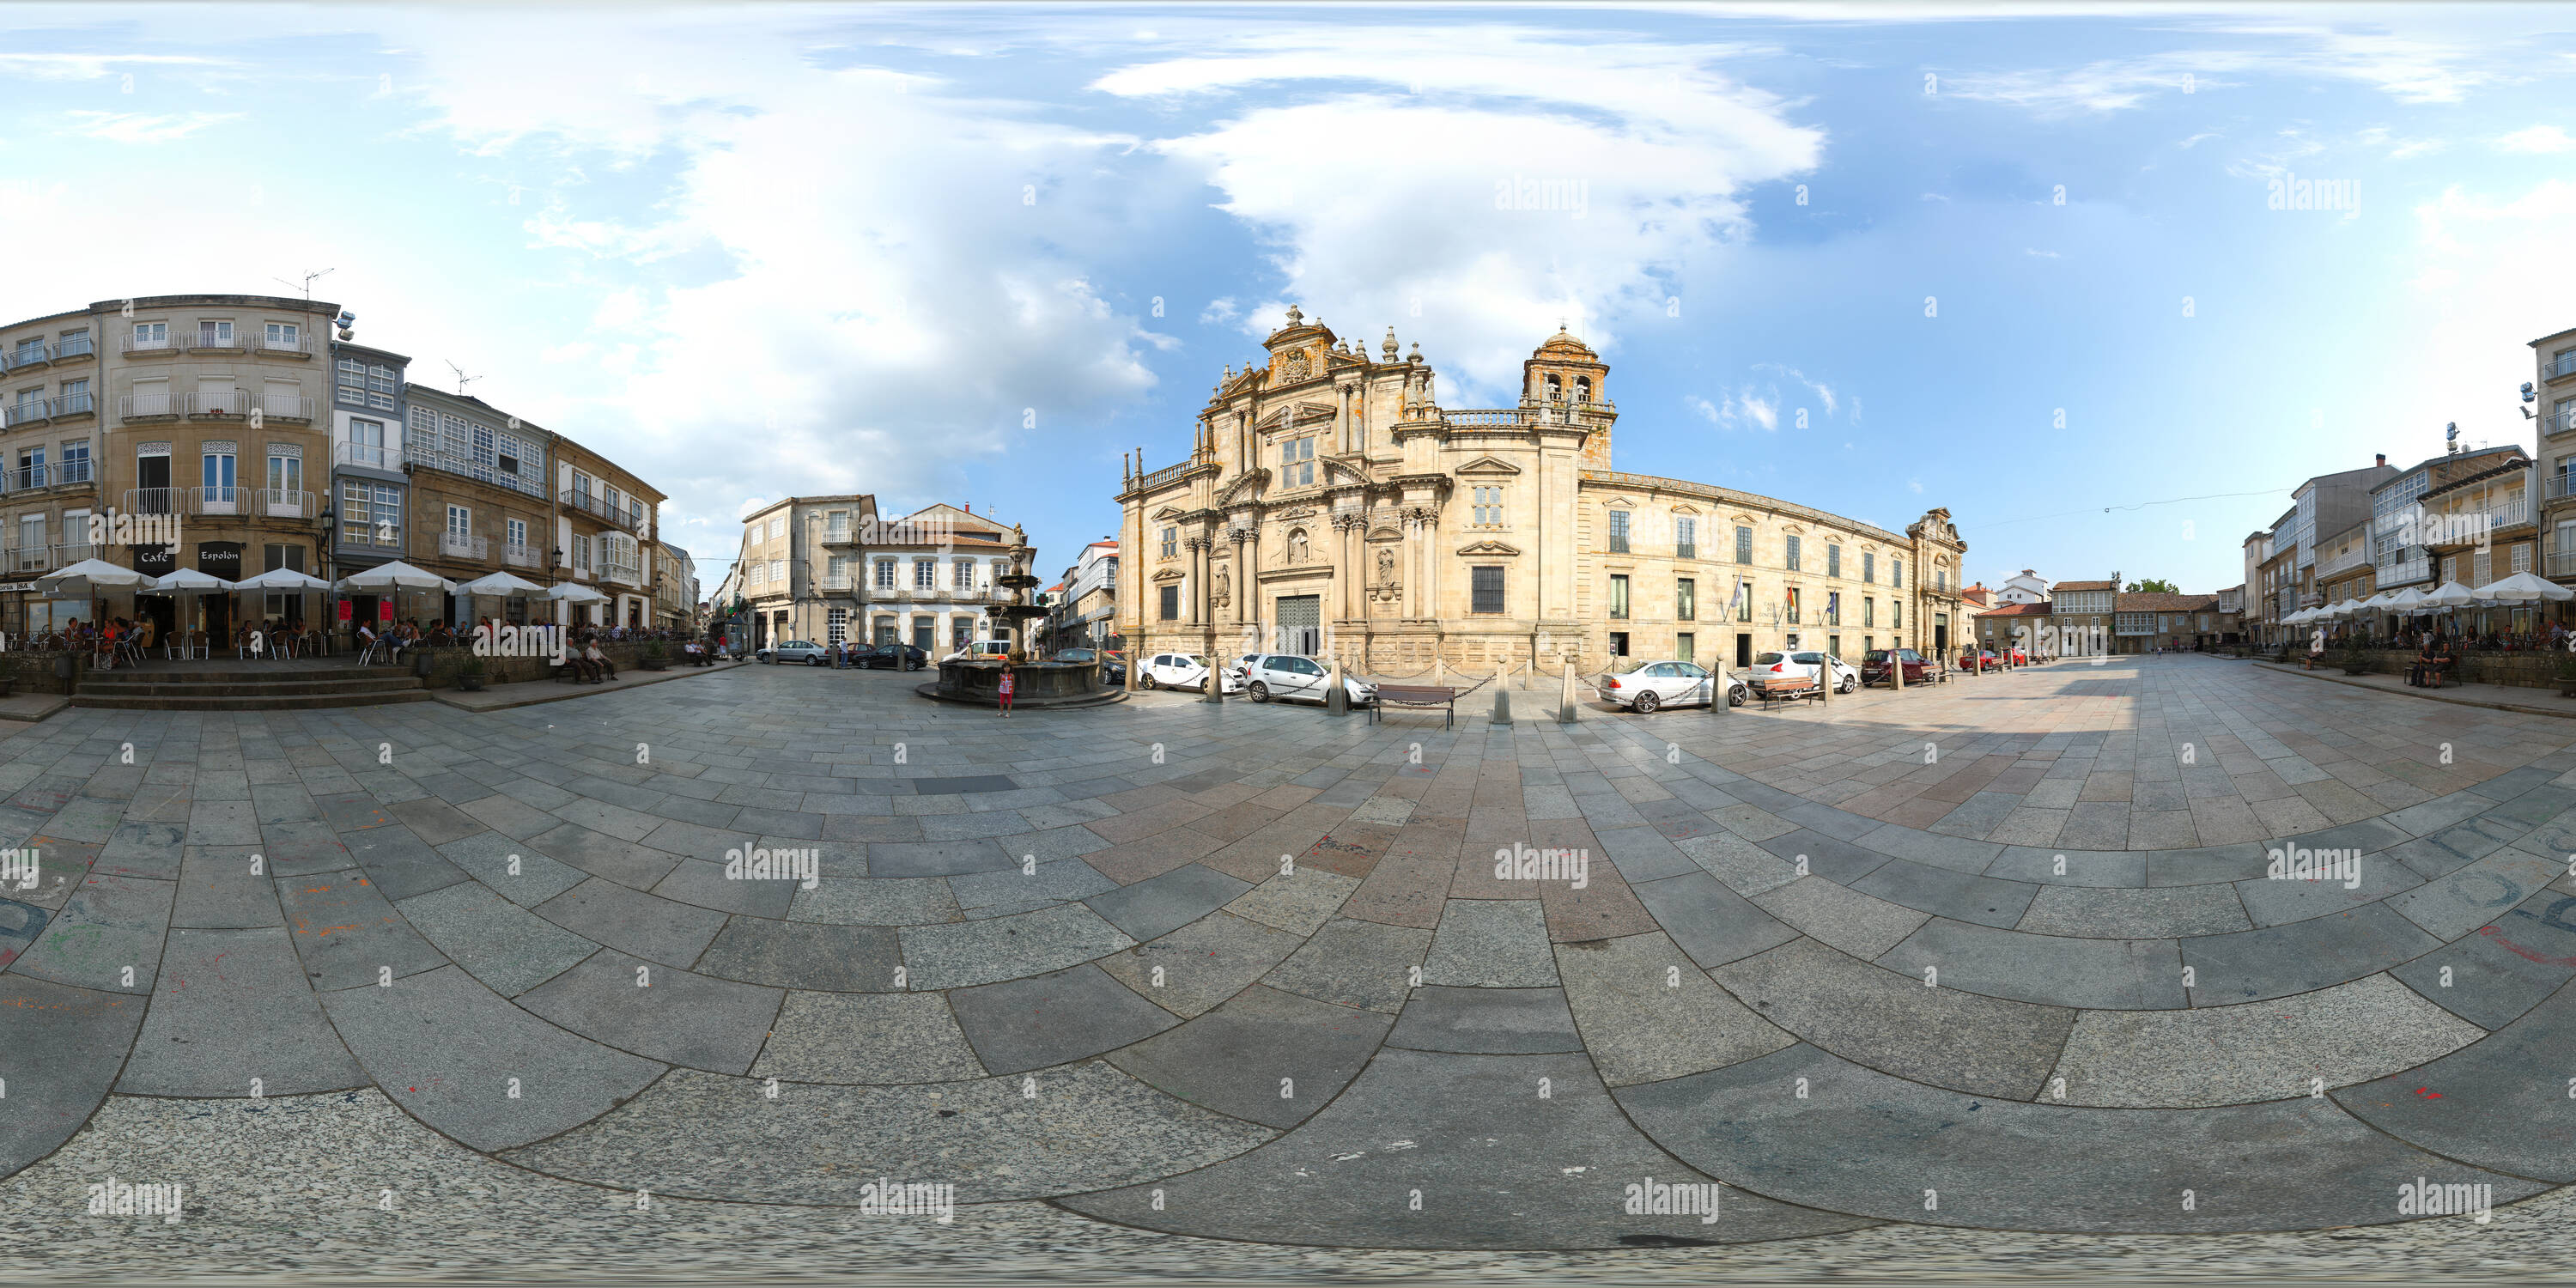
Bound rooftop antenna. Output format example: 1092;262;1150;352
446;360;481;397
274;267;334;308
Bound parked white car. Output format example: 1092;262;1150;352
1596;660;1744;713
1139;652;1243;693
1749;650;1859;695
1242;654;1376;706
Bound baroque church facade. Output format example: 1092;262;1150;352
1115;308;1968;677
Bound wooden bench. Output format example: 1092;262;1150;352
1756;677;1822;710
1370;683;1458;729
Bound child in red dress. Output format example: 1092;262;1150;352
996;664;1015;717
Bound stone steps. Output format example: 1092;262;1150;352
72;667;432;710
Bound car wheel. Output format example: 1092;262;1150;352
1839;675;1856;694
1632;690;1661;714
1140;673;1157;690
1728;683;1747;707
1249;682;1270;703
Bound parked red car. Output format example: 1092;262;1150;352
1959;648;2007;671
1861;647;1939;686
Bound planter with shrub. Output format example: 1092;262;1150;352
458;654;487;692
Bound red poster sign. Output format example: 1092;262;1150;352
380;600;394;623
337;600;352;623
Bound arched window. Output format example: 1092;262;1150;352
1575;376;1591;403
1546;374;1562;401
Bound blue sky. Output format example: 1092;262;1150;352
3;3;2572;594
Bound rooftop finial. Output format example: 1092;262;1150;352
1285;304;1303;327
1382;327;1398;361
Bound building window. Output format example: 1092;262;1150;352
341;480;399;546
1278;435;1316;487
1472;565;1504;614
1863;598;1874;627
1676;516;1695;559
1828;544;1841;578
1159;585;1179;620
1608;509;1630;554
1785;534;1801;571
1735;580;1752;622
827;607;847;643
1826;591;1841;626
1893;600;1902;628
1787;587;1801;624
1735;526;1753;563
953;558;975;590
914;558;936;590
1473;486;1504;526
1862;551;1874;583
201;448;236;501
2513;543;2532;574
1609;574;1629;618
874;560;896;589
1676;578;1695;621
1892;559;1903;588
1160;526;1177;558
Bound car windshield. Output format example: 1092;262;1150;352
1753;652;1787;665
1184;655;1208;665
1792;653;1822;664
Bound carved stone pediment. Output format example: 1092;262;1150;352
1456;539;1522;556
1453;455;1522;476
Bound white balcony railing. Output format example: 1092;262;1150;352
2548;472;2576;503
2486;496;2531;530
502;543;539;568
119;392;181;421
191;329;240;351
255;488;313;519
258;333;313;356
186;390;251;419
2316;546;2366;576
2550;548;2576;578
602;562;641;586
57;333;93;361
3;401;43;428
821;574;855;592
122;488;179;516
440;532;489;560
2376;556;2431;586
251;393;315;422
192;485;241;516
2547;351;2576;380
337;441;404;471
121;334;173;355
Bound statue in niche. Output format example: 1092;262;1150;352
1212;564;1230;608
1376;545;1397;587
1288;530;1308;565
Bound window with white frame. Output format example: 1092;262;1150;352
1159;526;1177;558
875;559;896;589
953;558;975;590
1473;486;1504;526
1278;434;1316;487
574;533;592;573
914;558;936;589
2513;543;2532;574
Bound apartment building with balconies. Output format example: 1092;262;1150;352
2530;325;2576;581
656;544;697;631
1050;538;1119;653
2312;517;2375;606
2371;444;2524;601
399;385;556;620
550;433;663;629
328;340;410;579
2413;447;2534;594
736;493;874;648
0;294;337;635
865;502;1027;654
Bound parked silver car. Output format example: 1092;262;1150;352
1242;653;1376;706
1597;660;1743;713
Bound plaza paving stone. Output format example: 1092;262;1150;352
10;654;2576;1247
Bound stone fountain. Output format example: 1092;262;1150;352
916;529;1123;709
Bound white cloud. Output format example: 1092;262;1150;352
1942;26;2507;118
1691;387;1779;432
2399;178;2576;449
1096;27;1822;402
1199;296;1239;325
1754;362;1838;415
62;110;242;144
2025;247;2061;258
1908;478;1924;494
2496;125;2574;154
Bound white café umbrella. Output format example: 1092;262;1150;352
2421;580;2479;611
335;561;457;593
36;558;151;598
142;568;234;595
545;581;610;626
457;571;546;597
2381;586;2428;614
233;567;332;593
2470;571;2574;605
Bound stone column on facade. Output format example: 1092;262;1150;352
1334;382;1352;454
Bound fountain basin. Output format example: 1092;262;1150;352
915;659;1125;709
